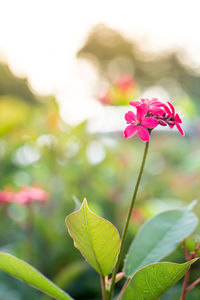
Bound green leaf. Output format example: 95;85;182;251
124;207;198;278
0;252;73;300
65;198;121;276
121;259;198;300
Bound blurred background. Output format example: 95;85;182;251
0;0;200;299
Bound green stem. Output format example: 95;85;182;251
108;141;150;300
100;275;107;300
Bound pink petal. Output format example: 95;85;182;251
159;120;167;126
167;101;175;116
141;117;158;129
125;111;137;123
137;126;150;142
176;123;185;136
162;104;172;116
149;106;164;116
129;101;141;107
175;113;182;123
149;99;163;106
137;103;148;121
124;124;137;138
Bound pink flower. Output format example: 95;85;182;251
0;191;14;203
0;186;49;205
13;190;29;204
14;187;49;204
98;93;110;105
0;191;7;203
26;186;49;203
130;98;164;116
163;101;185;136
124;103;158;142
124;98;185;141
116;74;135;92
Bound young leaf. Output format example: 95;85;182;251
124;207;198;278
0;252;73;300
66;198;121;276
121;259;198;300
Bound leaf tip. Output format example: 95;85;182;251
187;199;198;211
82;198;88;208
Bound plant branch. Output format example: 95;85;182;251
182;240;191;261
180;267;191;300
108;141;150;300
180;240;200;300
192;244;200;258
100;275;107;300
187;278;200;291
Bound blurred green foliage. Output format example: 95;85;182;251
0;64;37;104
0;25;200;299
78;24;199;115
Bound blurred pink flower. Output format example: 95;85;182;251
124;103;158;142
14;187;49;204
0;191;14;203
116;74;135;92
98;93;110;105
0;186;49;205
98;74;138;106
0;191;7;203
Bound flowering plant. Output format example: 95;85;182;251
124;98;184;141
0;98;199;300
98;74;139;106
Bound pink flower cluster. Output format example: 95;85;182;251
0;186;49;205
124;98;185;142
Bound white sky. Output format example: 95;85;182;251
0;0;200;126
